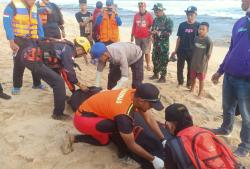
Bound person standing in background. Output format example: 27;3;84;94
150;3;173;83
37;0;65;39
171;6;199;88
75;0;93;43
190;22;213;97
131;1;153;71
3;0;45;95
95;0;122;46
92;1;103;42
211;0;250;157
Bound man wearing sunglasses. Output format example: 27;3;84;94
62;83;166;169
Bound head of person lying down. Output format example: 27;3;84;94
164;103;193;135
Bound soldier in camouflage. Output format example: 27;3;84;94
150;3;173;83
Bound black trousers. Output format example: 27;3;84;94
107;56;144;90
24;61;66;115
0;83;3;93
177;49;193;87
13;37;41;88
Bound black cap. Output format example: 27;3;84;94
185;6;197;14
165;103;190;122
135;83;164;111
79;0;87;4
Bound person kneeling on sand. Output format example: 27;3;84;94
163;103;244;169
61;83;167;169
91;42;144;90
21;37;91;120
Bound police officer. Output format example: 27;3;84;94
150;3;173;83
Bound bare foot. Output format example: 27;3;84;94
61;131;74;155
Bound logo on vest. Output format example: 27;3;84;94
116;89;129;104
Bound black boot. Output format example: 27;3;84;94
157;76;166;83
0;92;11;100
149;74;159;80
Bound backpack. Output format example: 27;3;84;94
168;126;242;169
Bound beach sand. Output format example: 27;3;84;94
0;5;249;169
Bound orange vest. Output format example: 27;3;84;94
76;89;135;120
99;9;119;42
12;0;39;39
38;1;47;25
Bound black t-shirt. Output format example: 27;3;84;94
114;114;133;134
177;21;200;51
75;11;92;36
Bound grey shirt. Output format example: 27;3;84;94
191;36;213;73
97;42;143;77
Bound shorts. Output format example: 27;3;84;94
190;70;206;81
135;37;152;55
74;113;110;145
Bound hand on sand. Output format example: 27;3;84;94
211;72;221;85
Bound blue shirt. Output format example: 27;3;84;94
3;4;44;40
218;14;250;77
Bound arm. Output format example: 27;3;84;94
141;111;165;141
170;37;181;58
95;15;103;26
3;5;19;53
3;5;15;40
120;132;155;161
131;15;136;42
37;14;45;39
112;56;129;89
60;45;79;84
115;115;154;161
207;38;213;61
217;37;233;75
115;15;122;26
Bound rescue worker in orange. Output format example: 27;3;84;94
36;0;65;39
3;0;45;95
21;37;91;120
95;0;122;46
61;83;166;169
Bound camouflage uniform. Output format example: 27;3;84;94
152;15;173;77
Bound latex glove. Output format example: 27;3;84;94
152;156;164;169
95;71;102;87
162;139;167;148
112;76;128;90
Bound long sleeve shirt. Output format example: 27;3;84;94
218;14;250;77
3;4;44;40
